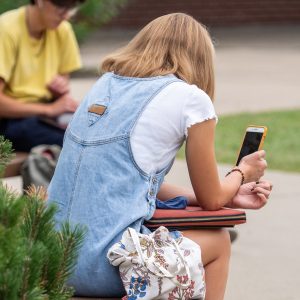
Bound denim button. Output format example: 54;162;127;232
152;178;157;184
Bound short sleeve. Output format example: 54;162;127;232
0;23;17;82
182;85;218;137
57;22;82;74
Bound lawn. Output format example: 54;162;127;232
177;109;300;173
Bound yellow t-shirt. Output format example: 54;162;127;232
0;6;82;103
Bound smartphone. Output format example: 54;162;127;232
236;125;268;166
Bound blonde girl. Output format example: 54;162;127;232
48;13;272;299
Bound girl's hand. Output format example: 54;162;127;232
238;150;267;183
229;180;273;209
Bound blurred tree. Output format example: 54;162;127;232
73;0;129;42
0;0;26;14
0;0;128;42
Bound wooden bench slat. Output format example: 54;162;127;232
2;152;28;178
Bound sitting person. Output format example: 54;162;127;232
47;13;272;299
0;0;86;152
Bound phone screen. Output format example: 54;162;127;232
236;131;263;165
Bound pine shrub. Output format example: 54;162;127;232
0;136;86;299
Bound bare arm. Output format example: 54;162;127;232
157;182;199;206
0;78;78;118
158;180;272;210
0;79;49;118
158;120;269;210
185;119;267;210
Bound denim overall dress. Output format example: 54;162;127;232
47;72;181;297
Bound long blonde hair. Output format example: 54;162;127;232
101;13;215;100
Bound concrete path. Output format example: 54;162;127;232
2;25;300;300
72;25;300;115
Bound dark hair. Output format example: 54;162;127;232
30;0;86;7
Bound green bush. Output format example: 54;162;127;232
0;137;86;299
0;0;27;14
0;137;12;176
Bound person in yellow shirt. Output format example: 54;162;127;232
0;0;86;151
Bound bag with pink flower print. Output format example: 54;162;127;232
107;226;205;300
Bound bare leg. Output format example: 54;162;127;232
182;229;231;300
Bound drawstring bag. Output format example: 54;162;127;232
21;144;61;190
107;226;205;300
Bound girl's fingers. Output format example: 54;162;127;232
256;193;268;207
254;181;273;191
253;187;271;198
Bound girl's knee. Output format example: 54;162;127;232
218;229;231;257
206;229;231;266
204;229;231;252
204;229;231;263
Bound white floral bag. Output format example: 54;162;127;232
107;226;205;300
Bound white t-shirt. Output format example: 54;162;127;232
131;81;217;174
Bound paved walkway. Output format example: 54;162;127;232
3;25;300;300
72;24;300;115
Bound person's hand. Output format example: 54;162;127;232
45;93;78;117
47;75;70;97
238;150;267;183
229;180;273;209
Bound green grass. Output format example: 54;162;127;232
177;109;300;173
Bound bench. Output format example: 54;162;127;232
2;151;28;178
72;298;119;300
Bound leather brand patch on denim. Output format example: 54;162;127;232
88;104;107;115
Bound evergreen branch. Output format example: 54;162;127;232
20;250;31;300
25;242;48;297
0;226;26;300
51;223;86;294
0;184;25;228
0;174;86;298
0;186;26;299
22;192;57;244
0;136;13;176
23;287;45;300
20;193;57;299
40;233;63;292
25;185;48;202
